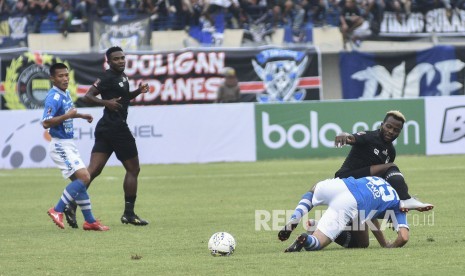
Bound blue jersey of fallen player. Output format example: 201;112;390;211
343;176;408;229
42;86;74;139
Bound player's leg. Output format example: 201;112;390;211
285;180;359;252
73;168;109;231
278;187;315;241
47;140;85;229
383;166;433;212
63;169;91;229
369;163;397;176
284;230;332;252
382;165;410;199
113;129;148;226
48;177;92;229
64;145;111;228
279;178;345;241
286;198;358;252
120;156;148;225
334;225;370;248
87;130;114;186
335;166;371;178
87;152;112;185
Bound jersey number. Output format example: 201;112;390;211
366;176;397;202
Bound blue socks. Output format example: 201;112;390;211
54;179;83;212
75;185;96;223
291;192;314;221
54;179;96;223
303;235;321;251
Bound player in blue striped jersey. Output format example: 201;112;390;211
43;63;109;231
283;176;409;252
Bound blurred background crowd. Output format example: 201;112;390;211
0;0;459;41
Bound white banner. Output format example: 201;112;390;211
0;103;256;169
425;96;465;155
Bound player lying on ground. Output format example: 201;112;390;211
282;176;409;252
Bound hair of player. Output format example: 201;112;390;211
384;110;406;124
106;46;123;60
49;63;68;76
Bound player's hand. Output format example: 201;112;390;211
139;83;149;94
82;114;93;123
334;132;353;147
105;97;122;111
66;108;78;119
385;241;394;248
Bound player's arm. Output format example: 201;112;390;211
42;108;77;129
129;83;149;100
370;219;388;248
84;85;122;111
334;132;356;147
385;212;409;248
386;227;409;248
74;112;93;123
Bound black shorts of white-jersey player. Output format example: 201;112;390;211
278;110;433;245
64;46;150;228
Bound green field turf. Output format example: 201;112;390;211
1;155;465;275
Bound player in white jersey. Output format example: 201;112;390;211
283;176;409;252
43;63;109;231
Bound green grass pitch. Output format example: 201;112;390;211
1;155;465;275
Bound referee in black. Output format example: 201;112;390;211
82;46;150;226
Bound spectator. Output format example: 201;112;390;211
74;0;98;21
241;0;272;26
215;67;241;103
339;0;372;49
308;0;327;26
11;0;29;16
282;0;308;42
154;0;177;30
0;0;12;18
182;0;205;27
204;0;241;28
27;0;54;33
270;0;289;27
138;0;159;21
54;0;73;36
384;0;410;21
182;0;210;45
109;0;126;22
241;0;274;45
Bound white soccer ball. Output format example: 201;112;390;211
208;232;236;256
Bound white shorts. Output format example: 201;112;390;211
312;178;358;241
49;138;86;179
353;21;372;38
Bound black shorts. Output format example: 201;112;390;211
335;167;371;179
92;127;138;162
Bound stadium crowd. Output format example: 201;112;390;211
0;0;459;41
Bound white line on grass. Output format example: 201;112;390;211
138;171;320;180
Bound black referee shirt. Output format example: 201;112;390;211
93;69;131;131
336;130;397;175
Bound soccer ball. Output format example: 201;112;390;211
208;232;236;256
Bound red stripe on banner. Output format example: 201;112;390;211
1;78;321;96
239;77;321;93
